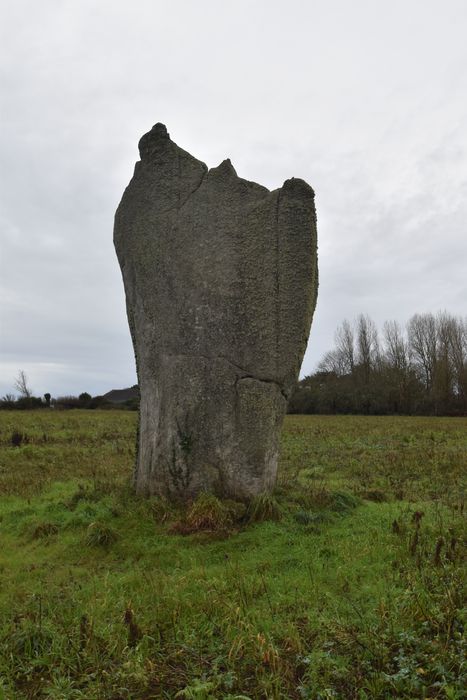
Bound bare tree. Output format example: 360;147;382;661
335;319;355;374
356;314;379;382
407;313;437;392
382;320;412;412
445;314;467;404
434;312;455;408
14;370;32;399
383;320;409;371
317;349;347;375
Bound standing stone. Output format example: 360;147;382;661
114;123;318;499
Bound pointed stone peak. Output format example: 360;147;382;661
152;122;169;137
138;122;171;160
210;158;237;177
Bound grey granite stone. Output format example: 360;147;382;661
114;123;318;499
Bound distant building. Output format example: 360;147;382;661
102;385;139;404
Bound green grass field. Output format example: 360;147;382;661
0;411;465;699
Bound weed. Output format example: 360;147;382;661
65;483;89;509
245;493;282;523
433;536;444;565
31;521;59;539
293;509;329;526
148;495;176;523
84;521;118;547
361;488;388;502
9;621;54;658
171;492;234;534
123;604;142;647
79;614;90;651
329;490;360;512
10;430;26;447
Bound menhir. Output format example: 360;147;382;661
114;123;318;499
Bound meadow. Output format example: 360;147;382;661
0;411;465;699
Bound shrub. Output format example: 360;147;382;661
79;392;92;407
0;394;16;410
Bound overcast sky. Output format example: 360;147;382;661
1;0;466;398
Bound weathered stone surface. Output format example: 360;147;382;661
114;123;318;499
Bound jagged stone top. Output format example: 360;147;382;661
135;122;315;199
138;122;241;179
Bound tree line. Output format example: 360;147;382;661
288;312;467;416
3;312;466;416
0;371;138;411
0;389;115;411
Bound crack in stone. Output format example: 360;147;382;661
179;167;208;210
164;352;289;401
235;374;289;402
274;189;282;377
